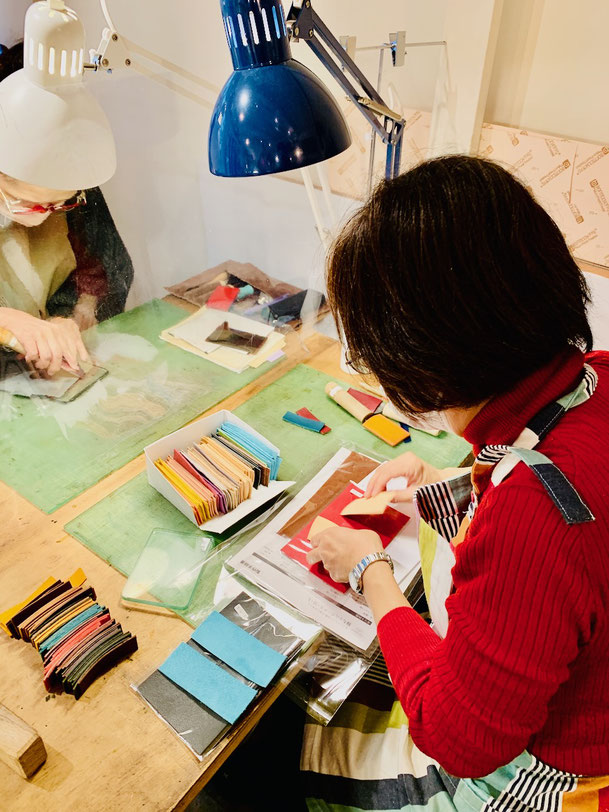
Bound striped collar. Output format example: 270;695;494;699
463;348;586;452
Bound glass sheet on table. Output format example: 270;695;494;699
0;299;278;512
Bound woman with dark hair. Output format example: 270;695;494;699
302;156;609;810
0;41;133;376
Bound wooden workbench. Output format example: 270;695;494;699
0;326;345;811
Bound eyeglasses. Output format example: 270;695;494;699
344;351;372;377
0;188;87;216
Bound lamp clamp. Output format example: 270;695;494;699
287;0;405;178
88;26;131;72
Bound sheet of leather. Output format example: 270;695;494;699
43;615;113;690
186;446;241;505
68;568;87;588
164;458;218;519
178;455;234;516
31;598;96;649
22;587;96;643
64;629;131;689
173;451;223;513
178;450;228;512
214;438;263;488
156;458;208;523
39;605;107;656
159;642;257;725
190;611;286;688
214;435;271;486
20;586;84;641
278;451;379;538
43;614;111;672
200;438;255;494
45;618;117;684
220;593;303;658
296;407;331;434
71;634;138;700
165;261;301;308
340;490;395;516
282;483;409;592
307;516;339;539
60;626;125;686
11;582;73;639
206;321;266;352
43;621;114;693
206;286;240;311
0;578;57;636
282;411;325;432
137;670;228;756
347;388;384;413
363;414;409;446
21;587;96;643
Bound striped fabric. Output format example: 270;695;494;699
302;700;609;811
414;475;472;541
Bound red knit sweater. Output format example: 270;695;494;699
377;349;609;779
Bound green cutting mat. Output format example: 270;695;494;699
66;363;471;622
0;299;274;513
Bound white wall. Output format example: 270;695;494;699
486;0;609;143
0;0;30;47
6;0;604;306
57;0;447;304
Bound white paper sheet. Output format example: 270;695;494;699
229;448;421;651
167;307;274;354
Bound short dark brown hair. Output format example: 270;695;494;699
327;155;592;416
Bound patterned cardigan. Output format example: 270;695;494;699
46;187;134;323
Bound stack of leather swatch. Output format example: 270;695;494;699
154;421;281;525
135;592;302;757
0;570;138;699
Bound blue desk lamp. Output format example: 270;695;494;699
209;0;351;177
209;0;405;180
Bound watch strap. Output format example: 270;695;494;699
349;551;393;594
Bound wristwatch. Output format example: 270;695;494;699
349;551;394;594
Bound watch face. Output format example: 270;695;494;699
348;569;361;593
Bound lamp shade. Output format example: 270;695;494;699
209;0;351;177
0;0;116;190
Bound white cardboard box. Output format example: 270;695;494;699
144;410;294;533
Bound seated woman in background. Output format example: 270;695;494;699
0;41;133;376
303;156;609;810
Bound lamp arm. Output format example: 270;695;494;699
287;1;405;158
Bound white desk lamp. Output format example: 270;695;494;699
0;0;116;190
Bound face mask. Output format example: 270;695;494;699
1;209;52;227
407;410;454;434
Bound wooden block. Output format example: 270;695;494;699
0;705;47;779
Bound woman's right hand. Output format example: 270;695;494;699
364;452;444;502
0;307;89;376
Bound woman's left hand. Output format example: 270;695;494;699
306;527;383;583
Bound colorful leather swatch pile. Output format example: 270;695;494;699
0;570;138;699
154;420;281;525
